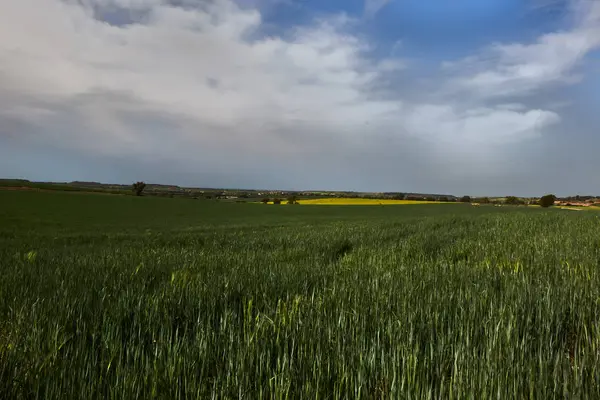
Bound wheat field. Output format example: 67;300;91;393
1;190;600;398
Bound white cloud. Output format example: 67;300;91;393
495;103;528;111
447;0;600;99
0;0;394;151
0;0;582;190
404;105;560;146
364;0;391;17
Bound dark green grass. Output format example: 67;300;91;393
1;191;600;398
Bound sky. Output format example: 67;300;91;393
0;0;599;196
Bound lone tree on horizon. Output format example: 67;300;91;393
539;194;556;208
132;181;146;196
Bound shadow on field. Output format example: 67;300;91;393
325;239;354;264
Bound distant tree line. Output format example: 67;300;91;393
126;181;559;209
261;196;298;205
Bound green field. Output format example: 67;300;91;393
2;191;600;398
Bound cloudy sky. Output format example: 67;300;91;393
1;0;599;196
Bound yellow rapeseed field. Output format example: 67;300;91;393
295;198;453;205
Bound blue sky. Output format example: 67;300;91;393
0;0;599;196
260;0;566;57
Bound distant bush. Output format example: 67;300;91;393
273;198;282;205
132;182;146;196
539;194;556;208
460;196;471;203
261;198;270;204
505;196;522;205
287;195;298;205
